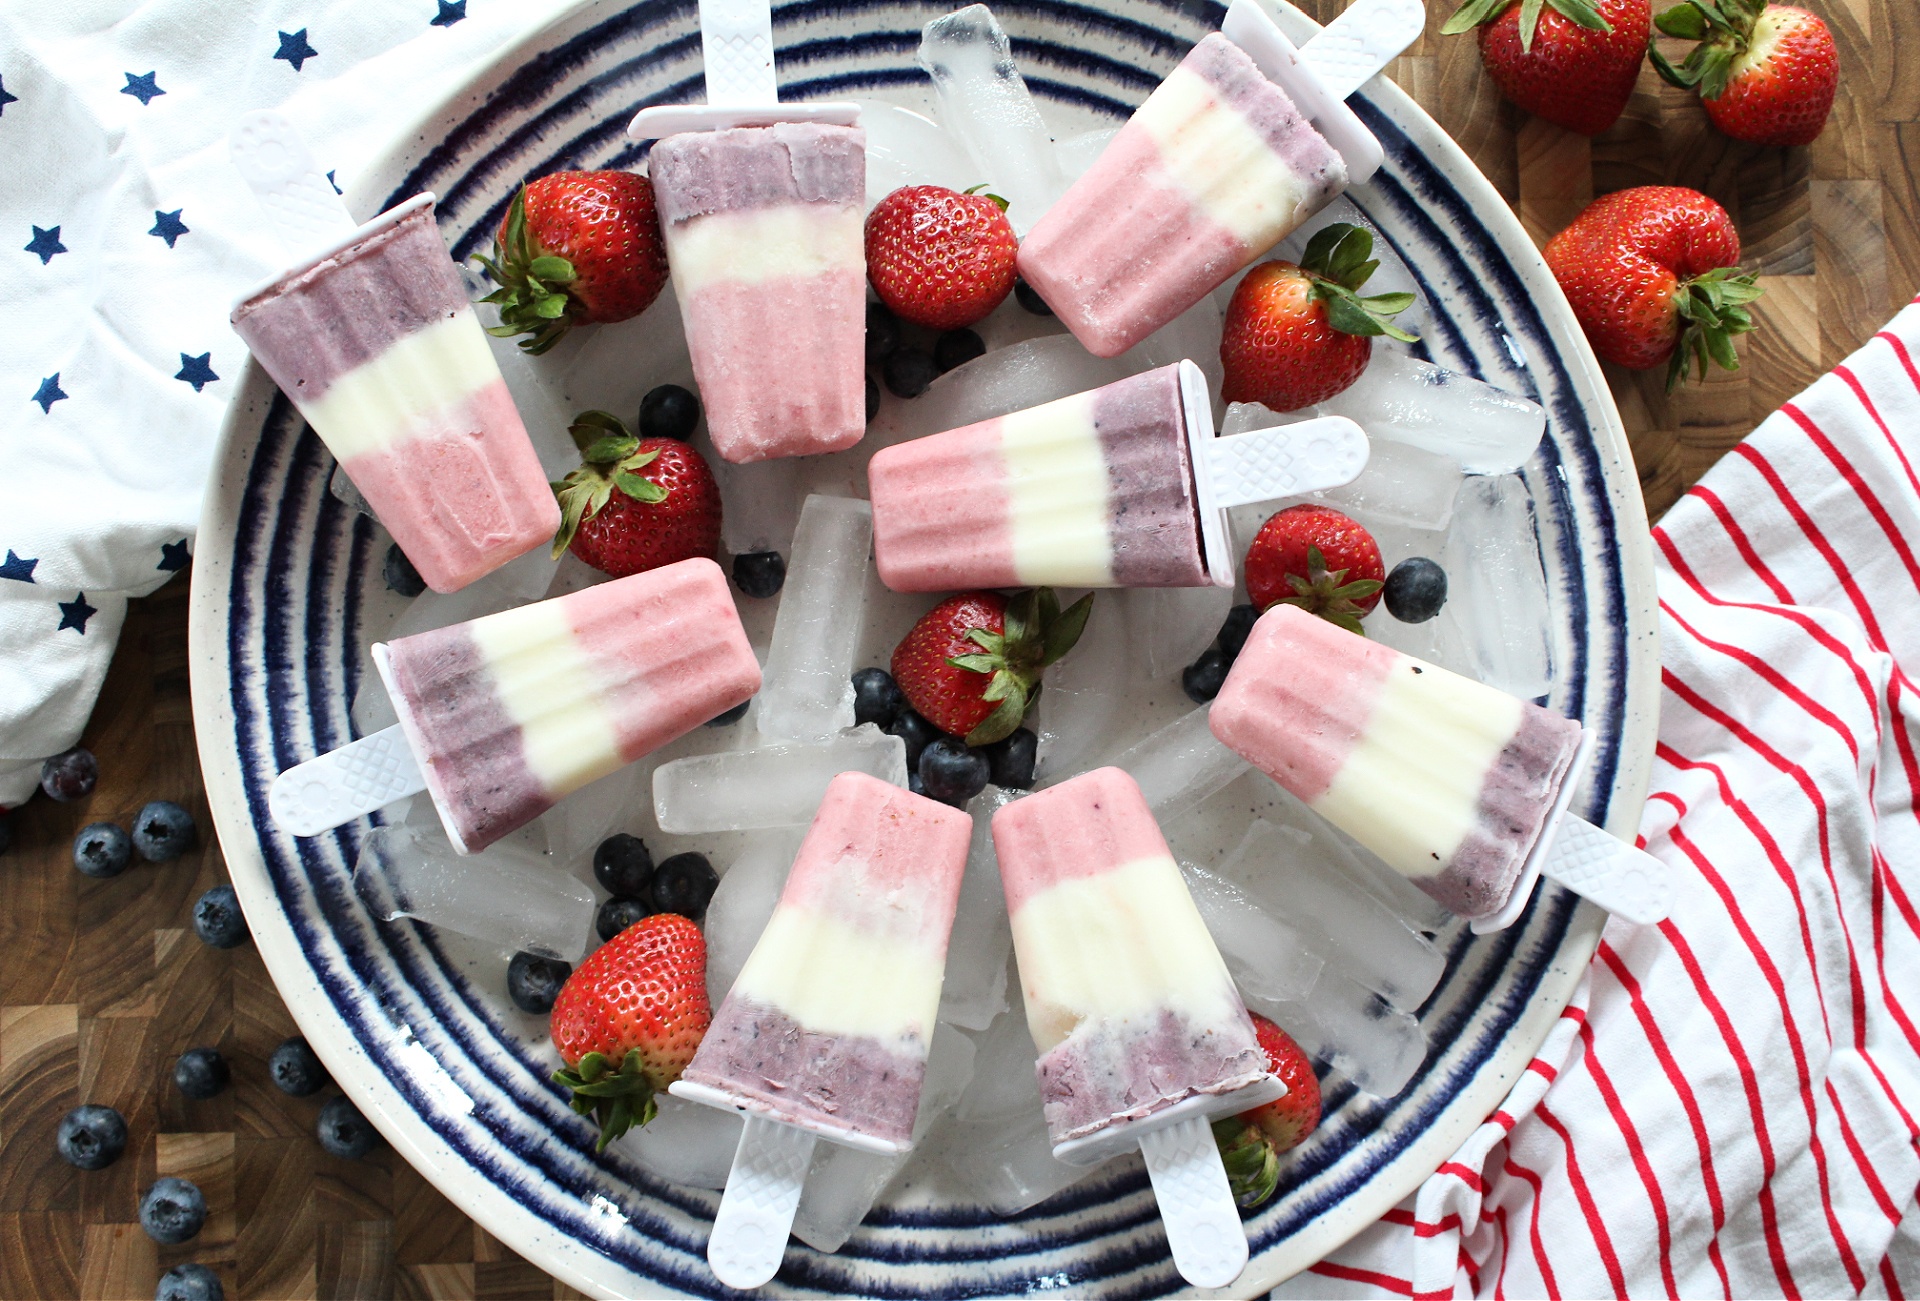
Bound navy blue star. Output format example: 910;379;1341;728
25;225;66;264
32;375;66;412
120;71;164;105
274;29;318;72
158;539;190;572
430;0;466;25
150;209;188;247
58;593;97;634
326;169;342;195
0;550;37;583
175;353;219;392
0;75;17;116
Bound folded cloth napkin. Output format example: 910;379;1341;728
1278;297;1920;1297
0;0;553;807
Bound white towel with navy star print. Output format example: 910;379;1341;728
0;0;554;807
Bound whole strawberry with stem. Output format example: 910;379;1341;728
550;913;710;1150
1651;0;1836;147
1442;0;1649;136
1212;1012;1323;1209
891;588;1093;746
551;410;722;577
1543;186;1762;388
1220;223;1417;413
476;171;669;354
1244;505;1384;633
866;184;1020;330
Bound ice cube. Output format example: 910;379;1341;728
703;831;803;1007
1117;586;1234;682
917;5;1067;235
559;285;694;419
1214;820;1444;1009
384;566;527;643
329;463;380;524
539;762;651;871
792;1024;976;1253
1254;793;1454;936
1252;965;1429;1098
1179;861;1323;1003
625;1093;742;1191
855;99;977;208
754;495;873;742
545;553;609;599
1314;437;1464;531
1108;706;1249;823
1317;350;1545;475
489;338;584;481
941;1002;1097;1213
939;788;1019;1031
652;726;907;835
1055;126;1118;184
1034;592;1132;781
486;545;562;605
1443;475;1554;699
1123;292;1226;412
354;824;594;960
351;672;398;739
715;455;805;557
877;335;1134;453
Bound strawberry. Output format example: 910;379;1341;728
1543;186;1762;388
1651;0;1837;148
1213;1013;1322;1208
890;588;1092;745
550;913;710;1150
1244;505;1384;633
551;410;722;577
1442;0;1649;136
476;171;669;354
865;185;1019;330
1220;224;1417;412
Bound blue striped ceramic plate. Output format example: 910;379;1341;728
191;1;1659;1294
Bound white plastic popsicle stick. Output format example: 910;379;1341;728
266;725;426;837
626;0;858;136
1298;0;1429;100
228;111;358;254
1139;1115;1252;1289
1539;817;1673;925
705;1114;817;1290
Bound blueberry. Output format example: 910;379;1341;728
382;543;426;598
917;737;991;806
732;550;786;599
56;1104;126;1170
40;747;98;802
268;1036;329;1097
315;1095;382;1160
1014;278;1053;316
883;349;938;399
887;709;942;770
0;812;11;857
172;1048;230;1100
132;801;196;862
865;302;901;363
1216;603;1260;663
157;1263;224;1301
639;384;702;441
981;728;1038;790
652;852;718;919
507;951;572;1015
595;896;652;942
866;375;881;423
934;328;985;373
140;1177;207;1244
1383;557;1448;623
192;885;248;949
907;771;928;798
157;1262;225;1301
74;822;133;878
592;833;654;900
706;699;751;727
851;667;904;729
1182;647;1229;704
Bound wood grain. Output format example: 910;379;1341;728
1;2;1912;1293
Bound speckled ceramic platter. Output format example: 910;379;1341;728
190;1;1660;1294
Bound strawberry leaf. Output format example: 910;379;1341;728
980;669;1019;703
1041;592;1094;666
1545;0;1611;32
1517;0;1546;49
1324;294;1387;338
1665;266;1762;391
528;255;576;282
947;653;1000;674
1654;2;1709;37
965;690;1029;747
613;471;669;503
569;410;631;450
1439;0;1515;35
581;435;637;464
965;628;1005;655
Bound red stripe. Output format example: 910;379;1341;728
1382;1208;1418;1229
1781;400;1920;606
1501;1158;1560;1298
1492;1110;1518;1132
1436;1162;1485;1193
1493;1205;1513;1301
1832;361;1920;505
1884;1250;1908;1301
1526;1059;1558;1084
1671;482;1796;604
1414;1213;1464;1239
1824;1077;1903;1221
1577;1018;1681;1299
1307;1261;1412;1295
1659;595;1863;761
1536;1101;1629;1298
1866;850;1920;1124
1597;940;1735;1301
1733;440;1893;650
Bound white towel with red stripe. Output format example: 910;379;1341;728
1278;300;1920;1298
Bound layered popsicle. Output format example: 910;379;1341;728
679;771;972;1147
649;123;868;463
231;195;558;592
868;363;1210;591
1017;32;1347;358
379;557;760;854
1210;604;1585;919
992;767;1271;1146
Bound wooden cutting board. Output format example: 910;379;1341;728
2;3;1911;1295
